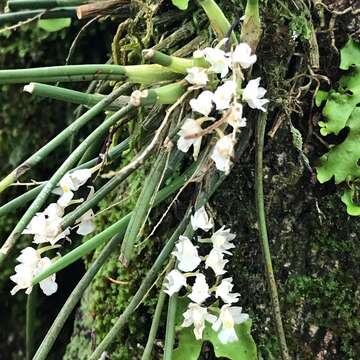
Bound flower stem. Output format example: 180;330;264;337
0;64;180;85
32;231;123;360
0;83;130;195
141;281;168;360
26;286;37;360
255;112;290;360
0;103;133;267
24;82;129;111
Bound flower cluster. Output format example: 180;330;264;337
164;207;249;344
178;42;268;174
10;168;96;296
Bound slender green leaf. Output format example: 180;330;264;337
120;151;169;265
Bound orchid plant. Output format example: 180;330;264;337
178;41;268;174
0;0;290;359
164;206;249;344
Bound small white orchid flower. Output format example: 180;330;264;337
172;236;201;272
56;168;92;207
188;274;210;304
189;91;214;116
242;77;269;112
205;249;228;276
191;206;213;232
227;103;247;129
36;257;58;296
16;247;40;268
177;118;203;160
10;264;35;295
10;247;58;296
10;247;40;295
185;67;208;86
23;203;69;246
215;277;240;304
232;43;257;69
213;81;237;110
212;305;249;344
202;47;231;78
211;134;235;174
76;187;96;236
76;209;95;235
164;269;187;296
44;202;64;218
211;226;236;254
182;302;217;340
22;212;46;238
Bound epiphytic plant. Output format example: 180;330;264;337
0;0;290;359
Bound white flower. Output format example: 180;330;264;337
76;187;96;236
16;247;40;268
211;134;235;174
212;305;249;344
23;203;69;246
10;264;35;295
205;248;228;276
44;202;64;218
172;236;201;272
10;247;40;295
164;269;187;296
211;226;236;254
202;47;231;78
227;103;247;129
213;81;237;110
215;277;240;304
188;274;210;304
182;302;217;340
242;77;269;112
10;247;58;296
56;168;92;207
189;91;214;116
76;209;95;235
185;67;208;86
232;43;257;69
191;206;213;232
177;118;203;160
36;257;58;296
